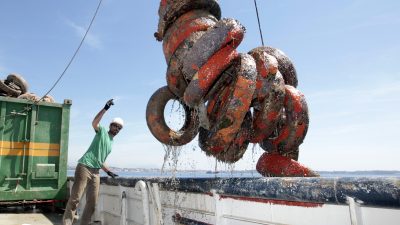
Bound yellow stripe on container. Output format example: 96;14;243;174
0;141;60;156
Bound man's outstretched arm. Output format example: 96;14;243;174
92;99;114;131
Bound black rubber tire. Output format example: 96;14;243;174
260;85;309;160
146;86;199;146
0;79;21;97
199;111;252;163
7;73;29;94
251;46;298;87
156;0;221;41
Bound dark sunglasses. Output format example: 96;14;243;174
111;123;123;129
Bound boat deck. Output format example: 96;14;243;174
0;207;62;225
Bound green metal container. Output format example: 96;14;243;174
0;96;71;203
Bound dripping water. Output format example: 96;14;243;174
166;99;185;132
162;99;188;216
251;143;258;163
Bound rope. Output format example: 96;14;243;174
37;0;103;103
253;0;265;46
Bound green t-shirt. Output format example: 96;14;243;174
78;125;113;169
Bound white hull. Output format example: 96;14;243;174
73;177;400;225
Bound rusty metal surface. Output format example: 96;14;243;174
146;0;315;177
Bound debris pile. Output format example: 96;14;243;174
0;73;54;103
146;0;317;177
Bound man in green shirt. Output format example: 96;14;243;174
63;99;123;225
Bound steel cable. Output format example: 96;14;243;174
37;0;103;103
253;0;265;46
0;0;103;120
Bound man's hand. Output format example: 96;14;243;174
104;99;114;111
106;171;119;178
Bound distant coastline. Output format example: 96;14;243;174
67;166;400;177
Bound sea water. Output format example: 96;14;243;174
67;169;400;178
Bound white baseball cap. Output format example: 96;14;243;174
111;117;124;127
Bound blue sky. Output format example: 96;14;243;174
1;0;399;171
